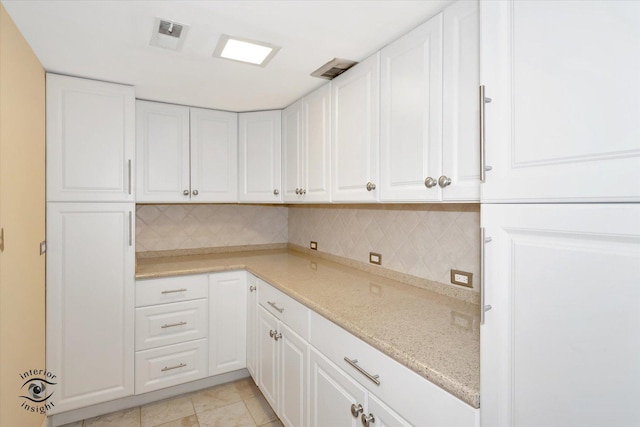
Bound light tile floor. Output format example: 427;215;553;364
60;378;283;427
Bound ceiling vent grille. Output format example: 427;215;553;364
311;58;358;80
150;18;189;51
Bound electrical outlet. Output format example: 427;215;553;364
450;269;473;288
310;241;318;250
369;252;382;265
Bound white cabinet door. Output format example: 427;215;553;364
303;84;331;203
332;53;380;202
442;0;480;201
366;393;411;427
481;204;640;427
310;348;366;427
209;271;247;376
380;15;443;202
279;323;308;427
283;101;303;203
46;74;135;202
46;202;135;413
190;108;238;203
246;273;258;380
239;111;282;203
257;306;279;411
480;0;640;202
136;101;190;202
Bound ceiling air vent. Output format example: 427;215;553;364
311;58;358;80
150;18;189;51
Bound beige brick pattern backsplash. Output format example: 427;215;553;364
288;204;480;291
136;204;288;252
136;203;480;291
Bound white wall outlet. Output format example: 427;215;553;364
310;241;318;250
369;252;382;265
450;269;472;288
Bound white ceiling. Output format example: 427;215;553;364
1;0;452;112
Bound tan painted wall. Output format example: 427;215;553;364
0;4;46;427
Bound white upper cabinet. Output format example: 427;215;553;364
379;14;443;202
190;108;238;202
136;101;238;203
380;0;480;202
283;84;331;203
136;101;190;203
239;110;283;203
46;74;135;202
480;0;640;202
331;53;380;202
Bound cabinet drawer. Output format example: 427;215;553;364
136;299;207;350
258;279;309;340
136;274;207;307
310;311;476;426
135;339;208;395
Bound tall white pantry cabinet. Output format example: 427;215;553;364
46;74;136;414
479;2;640;427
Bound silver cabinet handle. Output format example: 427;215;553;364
301;189;306;195
295;188;300;195
479;85;493;182
183;189;189;196
361;414;375;427
365;182;376;191
344;357;380;385
480;227;493;325
127;159;132;195
438;176;452;188
249;285;256;292
192;189;199;196
128;211;133;246
268;301;284;313
161;321;187;329
424;177;437;188
161;363;186;372
269;329;282;341
351;403;363;418
161;288;187;294
273;189;279;195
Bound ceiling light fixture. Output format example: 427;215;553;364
213;35;280;67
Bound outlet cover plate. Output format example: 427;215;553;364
450;269;473;288
369;252;382;265
310;241;318;250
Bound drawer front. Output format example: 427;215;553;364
135;339;208;394
136;299;208;350
136;274;208;307
310;311;476;427
258;279;309;340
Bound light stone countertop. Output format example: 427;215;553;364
136;248;480;408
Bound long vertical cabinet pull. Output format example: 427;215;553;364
128;159;132;195
479;85;492;182
480;227;492;324
128;211;133;246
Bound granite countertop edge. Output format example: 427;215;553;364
135;251;480;409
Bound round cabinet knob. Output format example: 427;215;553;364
295;188;300;195
365;182;376;191
302;189;307;195
273;332;282;341
350;404;363;418
249;285;256;292
361;413;375;427
438;175;452;188
273;189;280;196
424;177;437;188
192;189;199;196
269;330;276;338
183;190;189;196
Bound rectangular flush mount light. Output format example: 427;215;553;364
213;34;280;67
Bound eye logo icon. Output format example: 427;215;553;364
20;378;55;403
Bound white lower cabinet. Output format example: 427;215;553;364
208;271;247;376
134;274;210;394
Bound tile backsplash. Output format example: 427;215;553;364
288;204;480;291
136;203;480;291
136;204;288;252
